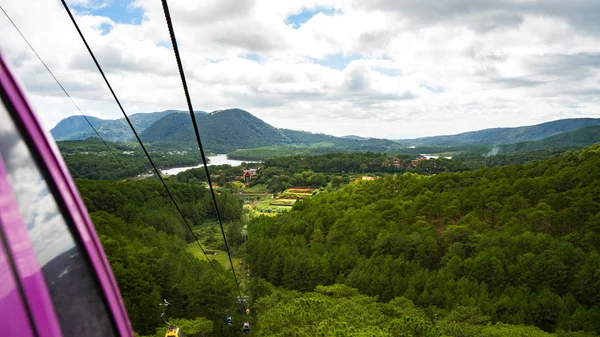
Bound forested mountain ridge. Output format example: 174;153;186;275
141;109;408;154
247;144;600;335
52;108;600;156
141;108;291;153
50;110;205;142
398;118;600;146
499;125;600;155
138;112;199;144
51;115;110;139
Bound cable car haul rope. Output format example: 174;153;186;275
60;0;250;331
1;1;252;335
0;0;251;334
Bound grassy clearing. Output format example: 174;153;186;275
187;243;242;272
256;198;274;209
244;184;269;193
251;197;292;216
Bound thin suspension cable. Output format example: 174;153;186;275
160;0;245;309
0;5;124;169
59;0;226;282
2;8;231;317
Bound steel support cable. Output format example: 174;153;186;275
3;8;234;315
3;7;231;311
0;5;125;170
159;0;245;311
59;0;226;282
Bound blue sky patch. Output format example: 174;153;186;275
242;53;262;62
157;41;173;50
73;0;143;25
372;66;401;77
99;22;112;35
286;7;337;28
309;53;361;70
420;83;445;94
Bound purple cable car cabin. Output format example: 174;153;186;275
0;53;134;336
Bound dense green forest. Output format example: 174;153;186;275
58;139;201;179
261;150;569;175
226;144;471;161
171;164;244;186
227;144;350;160
76;179;244;335
73;141;600;336
249;150;568;192
249;282;594;337
246;144;600;335
261;152;407;173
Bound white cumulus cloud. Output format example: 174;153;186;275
0;0;599;138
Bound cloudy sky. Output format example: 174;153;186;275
1;0;600;139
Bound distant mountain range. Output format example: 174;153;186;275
51;109;600;154
52;108;402;153
498;125;600;154
397;118;600;146
51;110;206;142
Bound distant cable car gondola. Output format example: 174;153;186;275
243;322;250;334
165;324;183;337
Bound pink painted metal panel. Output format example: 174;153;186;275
0;53;133;336
0;110;63;337
0;157;35;337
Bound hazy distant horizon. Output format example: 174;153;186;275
51;108;600;141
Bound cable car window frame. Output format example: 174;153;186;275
0;156;37;337
0;85;64;337
0;55;133;337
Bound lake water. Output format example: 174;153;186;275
162;154;248;175
420;154;453;159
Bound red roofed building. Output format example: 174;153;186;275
410;157;428;166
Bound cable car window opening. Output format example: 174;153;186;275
0;93;117;337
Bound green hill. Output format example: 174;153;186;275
141;108;291;153
499;125;600;154
399;118;600;146
137;112;193;144
283;129;400;150
50;115;110;139
226;129;406;160
189;108;291;152
50;110;202;142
